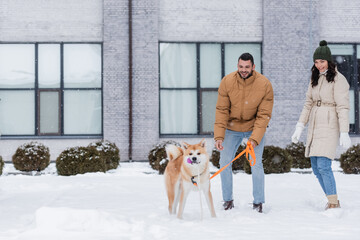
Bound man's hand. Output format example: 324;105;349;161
248;139;256;149
215;140;224;151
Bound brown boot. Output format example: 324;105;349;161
223;200;234;210
325;200;340;210
326;195;340;210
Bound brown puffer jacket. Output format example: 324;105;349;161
214;70;274;145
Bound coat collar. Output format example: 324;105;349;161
319;69;328;76
236;70;257;85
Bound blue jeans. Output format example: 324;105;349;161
310;156;337;195
219;129;265;204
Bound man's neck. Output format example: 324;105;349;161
239;71;253;80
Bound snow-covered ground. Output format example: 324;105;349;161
0;161;359;240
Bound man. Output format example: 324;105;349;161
214;53;274;213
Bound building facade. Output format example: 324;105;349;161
0;0;360;161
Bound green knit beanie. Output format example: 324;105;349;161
313;40;332;62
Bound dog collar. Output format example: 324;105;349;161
191;172;205;186
191;176;197;185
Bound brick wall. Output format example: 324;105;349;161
0;0;103;161
262;0;320;148
126;0;264;160
320;0;360;42
1;0;360;161
103;0;131;161
159;0;262;42
131;0;159;160
0;0;102;42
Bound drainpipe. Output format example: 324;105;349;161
128;0;133;161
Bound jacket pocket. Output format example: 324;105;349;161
328;110;339;129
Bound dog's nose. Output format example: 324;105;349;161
192;157;197;161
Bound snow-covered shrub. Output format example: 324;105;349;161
210;146;245;172
12;142;50;172
244;145;292;174
0;156;4;175
210;148;220;168
56;147;106;176
285;142;311;169
339;144;360;174
88;140;120;170
148;140;180;174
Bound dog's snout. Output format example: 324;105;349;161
192;157;197;161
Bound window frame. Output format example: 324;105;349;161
0;42;103;139
158;41;263;137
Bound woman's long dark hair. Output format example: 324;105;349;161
311;61;337;87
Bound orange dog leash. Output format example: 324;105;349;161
210;141;256;181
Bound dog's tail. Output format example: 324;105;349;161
166;144;183;161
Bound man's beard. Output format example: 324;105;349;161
239;70;253;79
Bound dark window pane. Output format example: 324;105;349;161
201;91;218;133
39;91;60;134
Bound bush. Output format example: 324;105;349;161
285;142;311;169
148;140;180;174
12;142;50;172
210;145;245;172
210;148;220;168
56;147;106;176
0;156;4;175
339;144;360;174
88;141;120;170
244;145;292;174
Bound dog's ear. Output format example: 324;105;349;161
182;142;190;150
199;138;206;148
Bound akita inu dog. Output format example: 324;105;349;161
164;139;216;219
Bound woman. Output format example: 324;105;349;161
291;40;351;210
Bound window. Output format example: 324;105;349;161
159;42;262;135
0;43;102;136
328;44;359;134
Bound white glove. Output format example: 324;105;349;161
339;132;351;149
291;122;305;143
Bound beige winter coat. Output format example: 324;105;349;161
298;71;350;160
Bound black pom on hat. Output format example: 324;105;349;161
313;40;332;62
319;40;327;46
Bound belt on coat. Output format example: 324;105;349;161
313;100;336;107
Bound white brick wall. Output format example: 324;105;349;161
0;0;102;42
159;0;262;42
1;0;360;161
320;0;360;42
103;0;130;162
262;0;320;149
